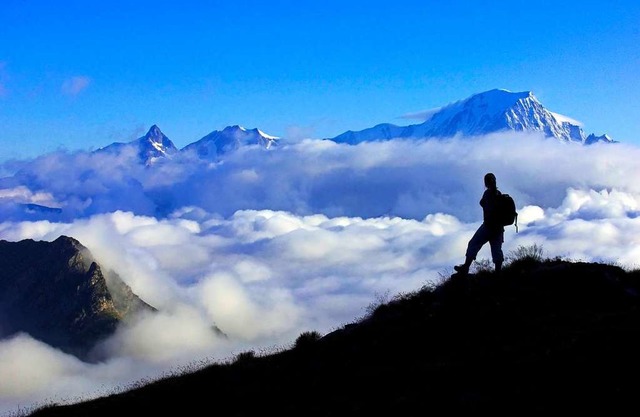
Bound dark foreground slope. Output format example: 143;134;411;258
28;258;640;416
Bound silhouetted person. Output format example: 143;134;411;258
454;172;504;275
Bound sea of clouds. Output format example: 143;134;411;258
2;132;640;414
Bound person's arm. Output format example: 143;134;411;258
480;189;490;208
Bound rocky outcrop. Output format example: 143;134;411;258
0;235;154;361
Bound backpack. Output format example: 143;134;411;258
497;192;518;232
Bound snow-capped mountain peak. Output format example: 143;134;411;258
95;124;178;164
182;125;280;159
222;124;279;140
135;125;178;162
329;89;613;145
436;88;533;118
145;124;168;147
97;124;279;164
94;88;614;166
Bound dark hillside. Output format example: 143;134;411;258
0;236;153;361
27;258;640;416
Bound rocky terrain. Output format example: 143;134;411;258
0;236;154;362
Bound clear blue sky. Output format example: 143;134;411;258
1;0;639;161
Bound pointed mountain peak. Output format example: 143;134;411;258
94;125;177;163
144;124;166;142
136;124;178;162
182;125;279;159
329;88;612;145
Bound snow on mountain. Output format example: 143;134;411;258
181;125;280;159
95;124;279;165
139;124;180;159
329;89;614;145
97;125;179;164
93;89;613;166
584;133;615;145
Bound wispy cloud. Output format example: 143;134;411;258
1;133;640;414
398;107;441;122
61;75;91;96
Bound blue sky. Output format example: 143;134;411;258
1;0;639;160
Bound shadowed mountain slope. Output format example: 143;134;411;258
0;236;154;361
27;257;640;416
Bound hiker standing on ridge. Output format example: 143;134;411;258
454;172;504;275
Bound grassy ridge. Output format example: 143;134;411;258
27;250;640;416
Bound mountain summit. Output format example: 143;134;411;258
91;89;613;166
97;125;179;164
181;125;279;159
96;124;279;164
138;124;179;161
330;89;614;145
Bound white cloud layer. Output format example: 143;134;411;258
1;132;640;414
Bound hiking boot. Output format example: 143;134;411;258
454;264;469;275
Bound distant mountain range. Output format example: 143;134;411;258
95;88;615;165
97;124;280;165
329;89;613;145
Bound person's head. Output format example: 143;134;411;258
484;172;497;190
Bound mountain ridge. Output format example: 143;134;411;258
181;124;279;160
94;88;615;165
24;256;640;416
329;89;614;145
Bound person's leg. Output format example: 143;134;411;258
455;224;489;274
489;230;504;273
